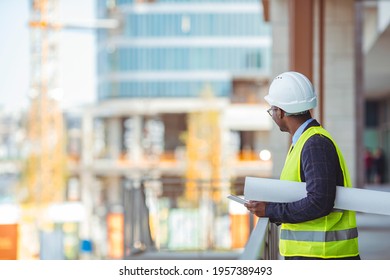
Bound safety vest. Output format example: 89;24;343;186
279;126;359;258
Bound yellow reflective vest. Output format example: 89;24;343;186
279;126;359;258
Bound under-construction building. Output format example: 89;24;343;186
9;0;390;261
72;0;273;259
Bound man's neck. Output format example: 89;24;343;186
288;116;312;136
292;118;314;145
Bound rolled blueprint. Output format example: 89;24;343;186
244;177;390;216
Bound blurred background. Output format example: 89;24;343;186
0;0;390;260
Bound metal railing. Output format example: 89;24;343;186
121;177;279;259
122;177;252;258
240;218;279;260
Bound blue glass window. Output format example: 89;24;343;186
98;80;231;100
98;47;269;73
123;13;268;37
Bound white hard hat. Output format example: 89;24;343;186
264;71;317;114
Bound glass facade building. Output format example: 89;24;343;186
85;0;273;257
97;0;271;100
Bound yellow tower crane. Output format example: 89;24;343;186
23;0;119;208
14;0;66;260
19;0;119;259
22;0;66;205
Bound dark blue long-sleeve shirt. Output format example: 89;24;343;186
265;120;345;224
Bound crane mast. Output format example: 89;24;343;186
17;0;120;259
23;0;66;205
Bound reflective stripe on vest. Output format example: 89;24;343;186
281;228;358;242
279;125;359;258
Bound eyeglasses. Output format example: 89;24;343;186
267;107;277;117
267;107;309;117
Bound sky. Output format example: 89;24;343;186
0;0;96;113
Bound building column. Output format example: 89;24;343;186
324;0;357;186
80;109;94;247
355;1;365;188
131;115;143;163
106;117;122;160
288;0;314;80
269;0;290;177
105;117;125;235
106;176;122;207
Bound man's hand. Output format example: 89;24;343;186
244;200;267;217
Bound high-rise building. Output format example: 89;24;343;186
79;0;273;258
97;0;271;100
93;0;272;170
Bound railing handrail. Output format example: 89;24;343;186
239;218;269;260
240;218;279;260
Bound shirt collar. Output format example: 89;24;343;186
292;118;313;146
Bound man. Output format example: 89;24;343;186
245;71;360;260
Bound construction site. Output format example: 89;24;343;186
1;0;390;261
1;0;273;259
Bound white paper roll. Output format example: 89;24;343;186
244;177;390;216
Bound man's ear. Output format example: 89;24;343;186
277;108;284;119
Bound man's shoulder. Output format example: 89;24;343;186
304;132;337;153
